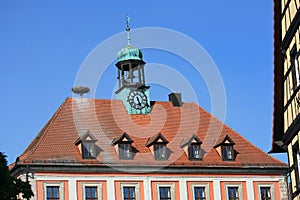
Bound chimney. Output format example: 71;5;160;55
168;93;183;107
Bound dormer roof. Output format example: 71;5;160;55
146;133;169;147
213;135;235;148
112;132;134;145
74;131;97;145
180;134;202;148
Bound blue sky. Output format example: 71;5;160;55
0;1;287;164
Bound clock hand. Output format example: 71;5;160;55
136;96;141;105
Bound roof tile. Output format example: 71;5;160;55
17;97;286;167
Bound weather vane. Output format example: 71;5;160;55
126;14;130;31
126;14;131;45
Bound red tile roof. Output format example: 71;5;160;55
16;97;286;168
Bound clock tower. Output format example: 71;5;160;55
115;15;150;114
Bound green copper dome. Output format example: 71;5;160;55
117;44;143;62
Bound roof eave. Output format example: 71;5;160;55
11;163;288;176
271;0;285;152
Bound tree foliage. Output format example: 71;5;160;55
0;152;33;200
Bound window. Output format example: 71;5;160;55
82;142;95;159
227;187;239;200
112;132;134;160
189;144;201;160
123;187;135;200
82;182;102;200
44;183;64;200
190;183;210;200
119;143;132;160
75;131;98;159
146;133;169;160
180;134;203;160
46;186;59;200
194;187;206;200
155;182;176;200
154;144;167;160
159;187;171;200
213;135;236;161
292;143;300;190
256;184;274;200
222;145;234;161
85;186;97;200
290;46;300;90
120;182;140;200
260;187;271;200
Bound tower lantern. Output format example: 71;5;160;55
115;14;146;90
115;15;150;114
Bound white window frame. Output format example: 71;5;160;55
257;184;275;200
120;182;140;200
82;182;102;200
43;182;64;200
156;182;176;200
190;183;210;200
225;183;243;200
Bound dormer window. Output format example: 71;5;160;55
222;145;234;161
213;135;237;161
189;144;201;160
154;144;166;160
112;132;134;160
75;131;97;159
181;134;203;160
119;143;132;160
146;133;169;160
82;142;95;159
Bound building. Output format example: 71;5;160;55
10;19;289;200
271;0;300;199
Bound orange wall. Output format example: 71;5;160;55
34;173;284;200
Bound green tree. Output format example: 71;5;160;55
0;152;33;200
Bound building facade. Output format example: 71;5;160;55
11;20;289;200
271;0;300;199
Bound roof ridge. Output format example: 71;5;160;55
19;97;71;163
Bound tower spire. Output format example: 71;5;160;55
126;14;131;45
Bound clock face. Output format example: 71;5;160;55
128;90;148;110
